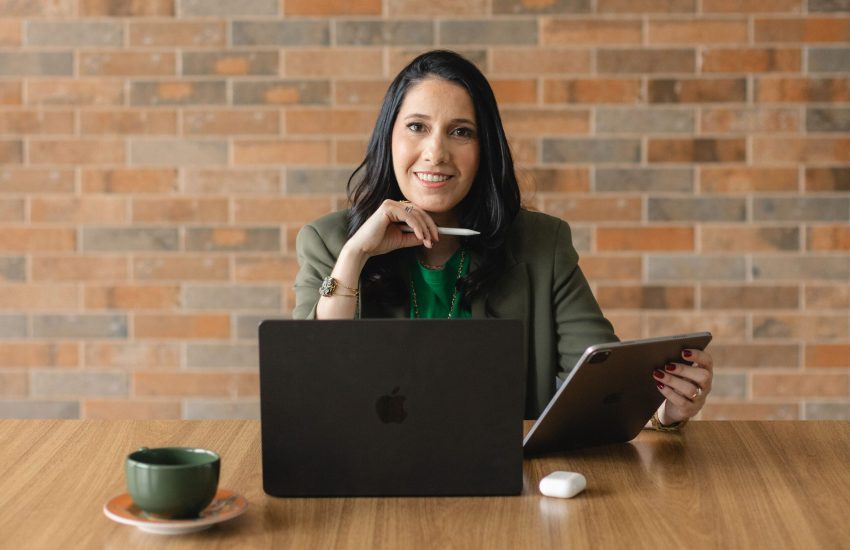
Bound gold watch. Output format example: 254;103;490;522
319;276;359;298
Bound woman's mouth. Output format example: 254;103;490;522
415;172;453;187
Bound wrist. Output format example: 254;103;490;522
339;242;370;269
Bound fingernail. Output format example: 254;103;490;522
665;363;676;371
656;382;665;390
683;350;693;358
652;370;664;380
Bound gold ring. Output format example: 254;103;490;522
691;387;702;400
404;205;413;214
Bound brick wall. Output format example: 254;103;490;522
0;0;848;420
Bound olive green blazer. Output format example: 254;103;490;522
293;208;618;418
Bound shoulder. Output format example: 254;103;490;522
506;208;578;267
296;209;350;256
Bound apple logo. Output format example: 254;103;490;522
376;387;407;423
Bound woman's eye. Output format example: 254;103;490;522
407;122;425;133
452;127;475;138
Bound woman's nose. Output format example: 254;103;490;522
423;133;449;164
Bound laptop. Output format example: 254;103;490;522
523;332;713;455
258;319;526;497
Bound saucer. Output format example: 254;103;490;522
103;488;248;535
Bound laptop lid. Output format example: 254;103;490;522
258;319;526;497
523;332;712;455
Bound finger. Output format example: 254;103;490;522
683;349;714;372
653;369;702;402
663;362;712;393
655;382;696;412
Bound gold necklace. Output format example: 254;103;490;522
411;249;465;319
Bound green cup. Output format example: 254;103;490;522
125;447;220;519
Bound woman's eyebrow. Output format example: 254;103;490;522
403;113;476;126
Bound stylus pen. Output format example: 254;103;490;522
400;226;481;236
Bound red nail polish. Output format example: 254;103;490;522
656;382;665;390
653;370;664;380
665;363;676;371
683;350;693;358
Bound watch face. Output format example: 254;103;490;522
319;277;335;297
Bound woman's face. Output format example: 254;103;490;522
391;77;479;226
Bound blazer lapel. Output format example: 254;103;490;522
471;250;529;322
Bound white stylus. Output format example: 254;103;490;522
400;226;480;236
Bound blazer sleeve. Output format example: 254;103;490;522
293;223;337;320
551;220;619;383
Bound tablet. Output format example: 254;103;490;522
523;331;712;455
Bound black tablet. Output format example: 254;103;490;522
523;331;713;455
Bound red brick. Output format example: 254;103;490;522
543;78;642;104
82;168;178;194
702;48;801;73
805;168;850;192
491;48;592;75
134;372;243;397
753;314;848;340
0;228;75;252
85;285;180;310
81;110;177;135
700;167;799;192
235;257;300;281
597;0;695;12
83;400;181;420
286;109;377;135
0;140;21;164
805;284;850;310
79;51;176;76
701;285;799;309
85;342;181;368
543;197;642;222
233;140;331;165
702;0;801;12
649;138;746;163
133;256;230;281
597;285;695;310
0;81;21;105
31;197;127;223
501;109;589;136
752;374;848;398
234;197;332;224
756;77;850;102
134;314;230;339
387;0;486;16
284;50;383;77
129;21;225;47
646;312;747;340
0;198;23;222
516;167;590;194
334;139;367;164
491;79;538;105
29;139;125;165
578;255;643;281
0;343;79;368
26;79;124;106
79;0;174;16
755;18;850;43
0;285;79;311
806;345;850;368
597;226;694;251
286;0;381;15
649;78;746;103
0;169;75;193
32;256;128;281
183;109;279;135
807;225;850;251
0;110;75;134
184;169;281;195
648;19;748;44
0;372;27;397
753;137;850;162
0;19;21;46
700;108;800;133
542;19;642;45
132;198;228;223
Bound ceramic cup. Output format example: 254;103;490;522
125;447;220;519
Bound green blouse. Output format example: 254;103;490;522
409;248;471;319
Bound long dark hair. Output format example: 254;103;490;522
347;50;521;309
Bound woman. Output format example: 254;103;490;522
293;50;713;426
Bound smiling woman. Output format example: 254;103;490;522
291;50;715;423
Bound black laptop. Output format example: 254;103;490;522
258;319;526;497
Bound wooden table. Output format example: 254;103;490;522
1;420;848;549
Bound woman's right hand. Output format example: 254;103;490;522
343;199;440;260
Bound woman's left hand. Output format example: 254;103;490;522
653;348;714;424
